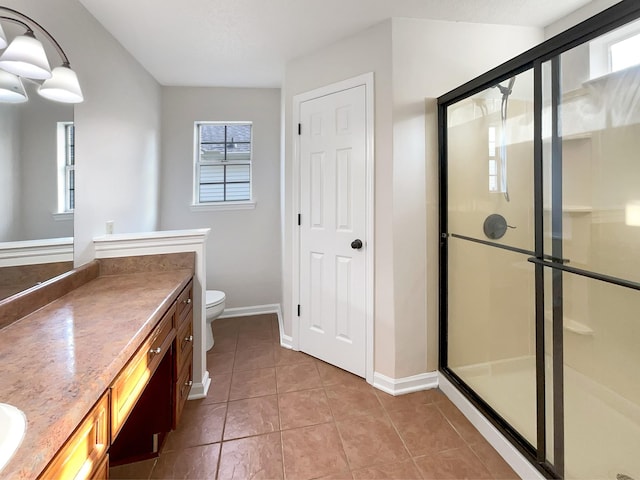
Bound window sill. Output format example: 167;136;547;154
190;201;256;212
53;212;74;221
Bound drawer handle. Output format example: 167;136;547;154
182;298;192;304
185;335;193;342
149;347;162;355
185;380;193;387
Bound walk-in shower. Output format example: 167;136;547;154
438;2;640;478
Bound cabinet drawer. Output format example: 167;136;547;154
90;454;109;480
39;393;109;480
175;313;193;374
173;357;193;429
110;305;176;441
176;280;193;328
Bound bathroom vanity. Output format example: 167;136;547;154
0;253;195;479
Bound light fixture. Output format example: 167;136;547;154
0;69;27;102
0;6;83;103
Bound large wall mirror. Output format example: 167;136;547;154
0;79;75;301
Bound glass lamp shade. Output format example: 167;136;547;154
0;33;52;80
0;24;7;49
0;70;27;103
38;65;83;103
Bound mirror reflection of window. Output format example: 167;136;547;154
57;122;75;213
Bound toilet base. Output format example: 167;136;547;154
206;319;215;351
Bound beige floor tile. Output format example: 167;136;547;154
163;402;227;451
223;395;280;440
210;332;238;354
435;395;487;445
324;382;383;420
351;459;423;479
276;363;322;393
150;443;220;479
237;328;275;349
282;423;349;480
207;351;235;375
413;446;494;480
388;403;467;456
376;388;440;412
233;344;275;371
274;346;316;366
199;374;232;405
469;439;520;479
218;432;284;480
278;388;333;430
110;458;156;480
336;414;409;469
316;361;366;387
229;367;277;401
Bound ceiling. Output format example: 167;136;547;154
78;0;596;88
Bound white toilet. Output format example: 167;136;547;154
205;290;226;351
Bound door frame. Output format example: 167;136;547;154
291;72;375;384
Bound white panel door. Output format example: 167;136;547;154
299;85;367;377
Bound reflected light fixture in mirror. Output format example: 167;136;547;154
0;6;83;104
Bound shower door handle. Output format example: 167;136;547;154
351;239;363;250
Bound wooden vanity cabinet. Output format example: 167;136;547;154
38;393;109;480
38;277;195;478
173;280;194;428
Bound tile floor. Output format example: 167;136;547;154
110;314;519;480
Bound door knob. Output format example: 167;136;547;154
351;239;363;250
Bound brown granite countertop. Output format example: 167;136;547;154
0;269;192;479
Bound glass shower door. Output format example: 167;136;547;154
541;23;640;479
445;68;538;448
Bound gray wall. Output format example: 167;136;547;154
159;87;282;308
0;105;20;241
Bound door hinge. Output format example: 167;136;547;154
298;123;301;135
297;304;301;316
297;213;301;226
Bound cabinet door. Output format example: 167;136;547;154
39;393;109;480
173;356;193;429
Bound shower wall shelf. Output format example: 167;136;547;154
542;206;593;213
544;311;594;336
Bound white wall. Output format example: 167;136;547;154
390;18;542;376
1;0;163;266
159;87;282;308
283;21;397;375
545;0;623;38
283;18;542;379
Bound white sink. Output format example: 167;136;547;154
0;403;26;473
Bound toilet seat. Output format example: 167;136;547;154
206;290;226;308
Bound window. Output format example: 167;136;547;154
488;126;498;192
56;122;75;214
610;32;640;72
194;122;252;206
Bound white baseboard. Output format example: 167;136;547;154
217;303;292;349
188;370;211;400
438;372;544;480
373;371;439;396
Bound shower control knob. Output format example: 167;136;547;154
351;239;363;250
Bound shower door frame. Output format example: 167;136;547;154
438;1;640;478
